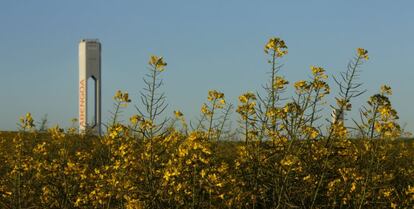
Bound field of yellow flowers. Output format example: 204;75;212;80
1;37;414;209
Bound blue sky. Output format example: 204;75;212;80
0;0;413;133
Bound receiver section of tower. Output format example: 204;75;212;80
79;39;101;135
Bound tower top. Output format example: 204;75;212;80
80;39;100;43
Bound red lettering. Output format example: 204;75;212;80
79;79;86;127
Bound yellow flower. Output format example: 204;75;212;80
357;48;369;60
380;85;392;95
201;169;206;178
238;92;256;104
311;66;328;81
140;119;154;130
266;107;277;117
129;115;141;125
264;37;288;57
20;112;35;129
174;110;183;118
215;99;226;109
208;90;224;101
49;125;65;139
208;173;218;182
201;103;212;116
336;98;351;111
283;102;301;114
108;124;125;139
280;155;296;167
149;55;167;71
237;92;257;121
350;182;356;192
294;80;310;92
122;92;131;103
311;66;325;75
303;175;311;182
383;189;392;198
328;179;341;192
114;90;131;103
4;191;12;196
239;95;248;104
331;121;348;138
273;76;289;90
66;161;76;169
406;185;414;200
114;90;122;99
164;171;172;181
304;126;319;139
379;106;391;117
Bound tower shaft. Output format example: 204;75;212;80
79;39;101;135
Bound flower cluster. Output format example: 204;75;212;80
19;112;35;130
357;48;369;60
264;37;288;57
236;92;256;120
149;55;167;72
114;90;131;104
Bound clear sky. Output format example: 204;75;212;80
0;0;413;133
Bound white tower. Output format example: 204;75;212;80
331;108;344;124
79;39;101;135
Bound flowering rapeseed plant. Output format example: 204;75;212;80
0;37;412;209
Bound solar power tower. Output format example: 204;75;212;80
78;39;101;135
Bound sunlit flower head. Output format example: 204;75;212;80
129;114;141;125
238;92;256;104
19;112;35;129
140;119;154;130
264;37;288;57
294;80;310;93
149;55;167;72
357;48;369;60
114;90;131;104
381;85;392;95
273;76;289;90
174;110;184;118
207;90;225;101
